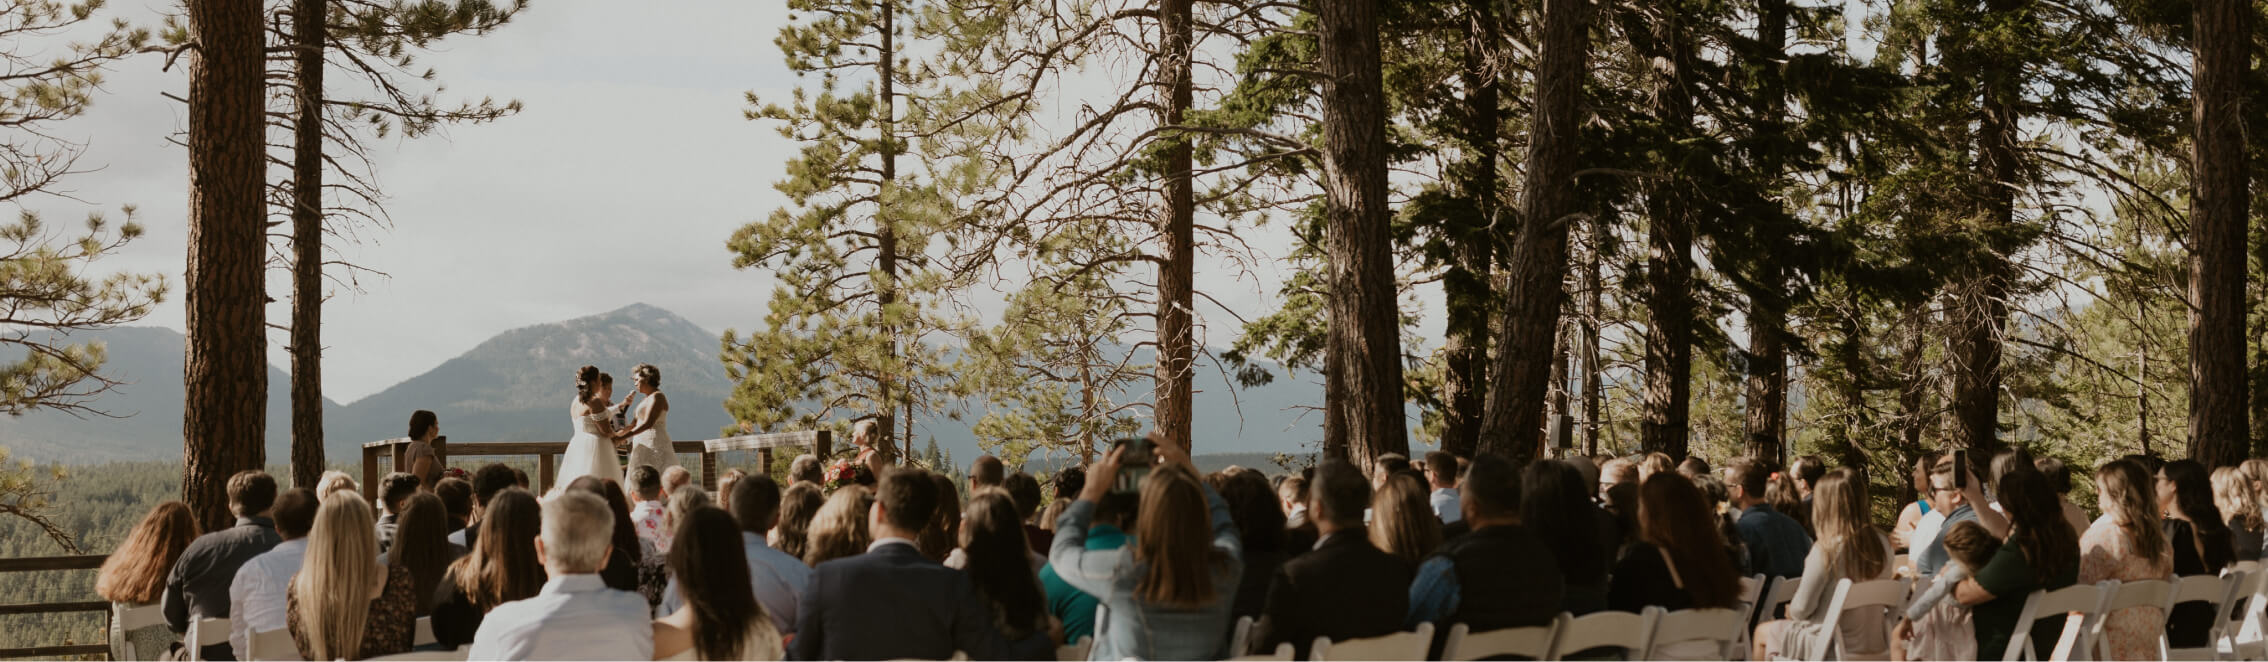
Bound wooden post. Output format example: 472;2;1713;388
757;448;775;477
702;451;719;492
360;444;379;493
538;453;555;494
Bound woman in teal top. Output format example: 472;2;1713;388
1958;468;2080;660
1050;435;1243;660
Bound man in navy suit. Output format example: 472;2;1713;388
791;468;1006;661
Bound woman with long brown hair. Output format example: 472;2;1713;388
652;507;781;661
1050;434;1242;660
1369;472;1443;565
956;491;1056;659
97;501;198;658
771;482;824;561
1955;468;2080;660
2080;459;2172;660
430;489;545;649
1753;469;1894;660
381;492;465;616
1608;471;1741;613
804;485;875;566
287;492;417;660
2161;459;2234;649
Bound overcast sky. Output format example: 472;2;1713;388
31;0;1417;403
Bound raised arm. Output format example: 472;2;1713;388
1051;446;1127;598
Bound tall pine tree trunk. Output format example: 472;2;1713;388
1320;0;1407;471
1950;0;2021;456
1480;0;1589;464
287;0;326;490
1583;212;1604;455
2189;0;2250;468
1155;0;1196;449
1741;0;1789;465
1639;10;1695;461
873;0;903;467
184;0;269;531
1438;0;1500;459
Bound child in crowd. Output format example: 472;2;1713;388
1893;520;1999;661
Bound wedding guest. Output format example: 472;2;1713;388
804;485;875;566
1523;459;1610;614
1410;454;1564;631
788;454;824;486
402;410;443;491
1608;472;1741;654
716;470;749;513
380;493;465;616
512;468;531;490
958;491;1057;659
434;477;473;536
660;466;693;502
1639;452;1675;482
1895;520;1998;661
287;492;416;661
562;477;650;597
1425;451;1462;525
1791;455;1827;504
1279;476;1318;553
1753;469;1895;660
1678;456;1711;479
1003;472;1053;554
660;475;811;636
1893;452;1944;553
469;491;655;661
1959;468;2079;660
773;482;824;561
971;455;1007;491
921;472;965;563
1370;472;1442;565
432;489;545;649
316;471;359;503
374;472;419;554
2242;459;2268;558
1040;491;1134;644
2214;466;2264;562
2037;457;2094;535
1916;454;1985;576
1051;467;1086;506
1052;436;1243;660
1217;469;1288;621
665;486;711;539
1725;458;1813;578
1258;460;1409;660
224;489;317;660
652;507;783;661
793;469;1008;660
1767;469;1813;538
629;465;673;554
2162;459;2234;648
2080;459;2172;660
449;464;520;549
165;470;280;661
1373;453;1413;489
99;501;197;660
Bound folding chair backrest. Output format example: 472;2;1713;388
1441;622;1557;661
416;615;436;647
111;602;165;661
1550;611;1649;660
1761;576;1801;620
1228;642;1295;661
1827;578;1912;661
2081;578;2169;660
1311;623;1434;661
187;617;230;662
2002;582;2109;662
1796;579;1857;662
1230;615;1255;658
246;628;295;661
366;648;470;662
1645;606;1746;661
2166;572;2244;661
1056;636;1092;662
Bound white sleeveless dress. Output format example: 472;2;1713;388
556;409;620;491
625;395;679;475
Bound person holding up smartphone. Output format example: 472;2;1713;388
1047;430;1246;660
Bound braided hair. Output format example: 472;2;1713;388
574;365;601;404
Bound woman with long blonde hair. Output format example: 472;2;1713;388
2214;466;2264;562
1051;435;1242;660
1753;469;1893;660
288;491;417;660
1369;473;1443;564
804;485;875;566
2080;459;2173;660
97;501;198;658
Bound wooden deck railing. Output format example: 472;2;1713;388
0;554;114;659
361;429;832;493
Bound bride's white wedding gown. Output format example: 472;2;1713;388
625;397;678;475
555;407;620;492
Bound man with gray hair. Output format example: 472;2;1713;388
789;454;824;486
659;465;692;500
468;491;652;661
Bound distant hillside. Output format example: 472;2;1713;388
0;327;342;464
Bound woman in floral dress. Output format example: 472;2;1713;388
2080;459;2175;660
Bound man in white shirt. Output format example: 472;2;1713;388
1424;451;1462;524
658;474;811;634
627;465;672;554
468;491;653;661
227;489;319;661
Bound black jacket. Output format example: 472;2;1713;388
1259;532;1415;659
790;541;1007;661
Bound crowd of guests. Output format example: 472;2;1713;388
85;420;2268;661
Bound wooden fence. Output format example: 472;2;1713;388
360;429;833;493
0;554;113;659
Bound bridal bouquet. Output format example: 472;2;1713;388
824;458;873;492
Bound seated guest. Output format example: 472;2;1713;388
666;486;712;539
1408;454;1563;630
1371;473;1442;565
287;492;416;660
1678;456;1711;479
922;473;965;563
380;493;466;616
1279;476;1318;553
793;468;1008;661
561;476;648;597
1052;434;1245;659
958;491;1058;660
660;466;693;501
971;455;1007;491
1609;472;1742;658
469;491;654;661
1216;470;1288;621
1767;470;1812;538
99;501;198;660
1372;453;1412;489
660;475;811;636
227;489;318;660
1894;520;1998;661
1425;452;1462;524
1723;458;1813;578
316;471;359;503
1957;469;2080;660
653;507;783;661
166;470;281;661
434;477;473;537
449;464;521;549
716;469;749;512
628;466;673;554
1893;453;1944;554
1003;472;1054;554
432;489;546;649
1259;460;1410;660
1523;460;1611;614
772;482;824;561
1915;455;1984;576
2038;457;2094;536
788;455;824;486
1040;490;1134;644
803;485;875;566
2214;466;2264;563
1754;469;1895;660
2163;460;2234;648
2078;459;2171;660
374;471;420;554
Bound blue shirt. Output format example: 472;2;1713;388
659;532;812;634
1431;488;1462;524
1406;556;1460;628
1039;524;1129;643
1915;504;1979;577
1735;504;1814;579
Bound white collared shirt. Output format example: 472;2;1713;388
227;538;307;661
1431;487;1463;524
468;574;653;661
867;536;918;554
658;532;812;634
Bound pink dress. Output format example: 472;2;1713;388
2080;515;2173;660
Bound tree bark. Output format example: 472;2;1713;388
1639;8;1695;462
287;0;327;490
1438;0;1500;459
1479;0;1589;465
1949;0;2021;456
873;0;902;467
2190;0;2250;468
1154;0;1197;450
184;0;270;532
1582;212;1604;455
1740;0;1789;466
1320;0;1407;473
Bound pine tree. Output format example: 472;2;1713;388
2187;0;2249;468
184;0;270;532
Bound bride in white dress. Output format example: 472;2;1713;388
555;365;622;493
615;363;679;477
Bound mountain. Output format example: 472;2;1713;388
0;327;343;464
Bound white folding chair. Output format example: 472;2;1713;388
1230;642;1296;661
366;648;469;662
109;602;167;661
415;616;436;647
187;617;230;662
1735;575;1767;656
1230;615;1255;658
1551;610;1651;660
2077;578;2170;661
2223;568;2268;660
1645;606;1747;660
1760;576;1801;621
1055;635;1092;662
1310;622;1433;661
245;628;296;661
1441;621;1558;661
2001;582;2112;661
2167;572;2244;660
1774;578;1856;662
1832;578;1913;661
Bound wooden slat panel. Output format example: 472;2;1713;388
0;556;105;573
0;601;107;616
704;430;828;453
0;644;111;659
439;442;572;456
671;441;706;455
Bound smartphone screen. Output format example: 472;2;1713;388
1953;449;1968;489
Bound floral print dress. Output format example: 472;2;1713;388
2079;515;2174;661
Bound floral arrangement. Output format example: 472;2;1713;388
824;457;874;492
